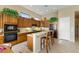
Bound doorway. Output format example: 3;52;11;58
75;11;79;41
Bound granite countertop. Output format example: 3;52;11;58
0;30;43;36
18;30;42;34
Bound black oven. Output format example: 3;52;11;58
4;24;17;43
4;32;17;43
4;24;17;32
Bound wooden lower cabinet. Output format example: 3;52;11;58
0;33;27;45
27;36;33;51
17;33;27;43
9;40;17;45
0;36;17;45
0;36;4;44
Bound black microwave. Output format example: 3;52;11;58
4;24;17;32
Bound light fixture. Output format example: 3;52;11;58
44;5;48;7
34;18;40;21
46;10;48;12
36;9;39;11
52;8;57;10
29;5;33;7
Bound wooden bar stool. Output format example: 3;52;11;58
40;31;51;53
49;30;54;46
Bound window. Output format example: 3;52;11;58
19;12;31;18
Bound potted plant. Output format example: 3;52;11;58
0;8;19;18
48;17;58;23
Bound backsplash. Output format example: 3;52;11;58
41;27;49;31
18;27;32;33
0;28;3;33
18;27;49;32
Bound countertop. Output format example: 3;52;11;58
0;30;44;36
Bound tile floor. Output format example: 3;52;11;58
11;39;79;53
11;41;32;53
40;39;79;53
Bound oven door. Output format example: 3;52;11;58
4;32;17;43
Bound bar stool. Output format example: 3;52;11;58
49;30;54;46
40;31;51;53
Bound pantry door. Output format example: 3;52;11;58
58;17;71;41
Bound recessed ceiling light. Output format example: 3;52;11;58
46;10;48;12
29;5;33;7
44;5;48;7
52;8;57;10
36;9;39;11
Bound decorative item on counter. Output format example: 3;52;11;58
0;45;6;52
48;17;58;23
0;8;19;18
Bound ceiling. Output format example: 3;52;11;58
22;5;71;16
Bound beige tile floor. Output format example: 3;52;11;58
40;39;79;53
12;41;32;53
11;39;79;53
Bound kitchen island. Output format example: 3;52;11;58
27;31;47;53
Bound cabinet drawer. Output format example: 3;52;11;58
27;36;33;51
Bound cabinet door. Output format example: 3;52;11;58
40;21;45;27
0;14;3;28
3;14;17;26
45;21;50;27
40;20;50;27
36;21;40;27
27;36;33;51
18;17;23;28
0;36;4;44
24;18;32;27
17;33;27;43
9;40;17;45
9;16;17;24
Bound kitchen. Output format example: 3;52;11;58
0;6;57;53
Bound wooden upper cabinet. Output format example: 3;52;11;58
18;17;31;28
18;17;41;28
0;14;3;28
3;14;17;25
40;20;50;27
31;18;40;27
44;20;50;27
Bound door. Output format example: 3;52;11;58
58;17;71;41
